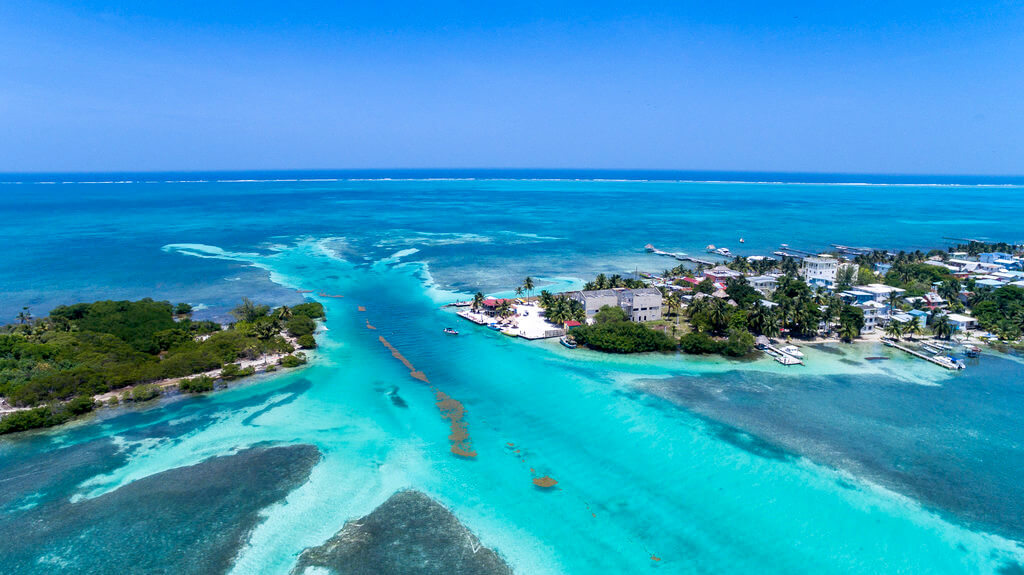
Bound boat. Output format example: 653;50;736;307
501;329;519;337
714;247;732;257
559;336;577;349
779;345;804;359
739;238;745;243
965;345;981;358
865;356;890;361
443;327;459;335
772;352;802;365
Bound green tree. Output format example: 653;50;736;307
472;292;485;311
838;305;865;342
232;298;270;323
523;277;535;300
931;314;953;340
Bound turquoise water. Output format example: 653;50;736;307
2;176;1024;573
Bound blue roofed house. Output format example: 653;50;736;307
979;252;1012;264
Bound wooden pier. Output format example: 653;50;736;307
645;244;715;267
883;338;964;370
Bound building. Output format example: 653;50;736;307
858;283;906;305
747;275;779;293
979;252;1013;263
839;290;875;305
617;287;664;322
568;289;619;318
854;301;885;333
945;313;978;331
704;265;743;283
800;255;855;287
568;287;663;322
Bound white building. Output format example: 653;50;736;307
858;283;907;304
801;255;839;286
854;301;885;333
946;313;978;332
800;255;854;288
747;275;779;293
569;287;663;322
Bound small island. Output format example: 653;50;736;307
0;297;325;434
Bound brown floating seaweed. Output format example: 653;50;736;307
318;292;345;298
532;476;558;489
376;337;474;458
651;555;661;562
366;320;377;330
358;306;366;311
296;289;314;293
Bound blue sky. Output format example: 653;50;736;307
1;1;1021;174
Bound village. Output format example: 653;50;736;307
452;240;1024;369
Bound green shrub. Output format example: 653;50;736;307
129;384;161;402
571;320;676;353
219;363;255;381
286;315;316;337
279;354;307;368
179;375;215;393
296;334;317;349
679;332;722;354
291;302;325;319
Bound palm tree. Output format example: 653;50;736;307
472;292;485;311
839;320;861;342
515;286;523;299
931;314;953;340
16;306;32;325
887;290;902;311
763;310;781;338
884;321;903;340
523;277;535;300
708;299;729;334
904;317;921;340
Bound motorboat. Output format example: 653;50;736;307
779;345;804;359
443;327;459;335
560;336;577;349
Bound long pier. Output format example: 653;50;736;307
883;338;964;370
645;244;715;267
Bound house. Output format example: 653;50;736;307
704;265;743;283
858;283;906;305
875;262;893;275
563;320;582;330
568;287;663;322
979;252;1013;264
945;313;978;331
839;290;875;305
907;309;929;324
747;275;779;293
975;279;1004;289
854;301;885;333
481;298;513;313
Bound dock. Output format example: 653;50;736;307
883;338;965;370
645;244;716;266
755;337;804;365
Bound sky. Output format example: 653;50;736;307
0;1;1022;175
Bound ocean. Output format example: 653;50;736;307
1;172;1023;573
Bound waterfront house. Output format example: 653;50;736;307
854;301;885;333
801;255;839;286
945;313;978;331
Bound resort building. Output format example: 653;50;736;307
568;287;663;322
800;255;849;287
858;283;906;304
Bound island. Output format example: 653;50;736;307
0;298;325;434
454;240;1024;364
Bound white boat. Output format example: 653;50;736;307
559;336;577;349
779;345;804;359
714;247;732;257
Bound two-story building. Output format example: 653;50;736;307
568;287;663;322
